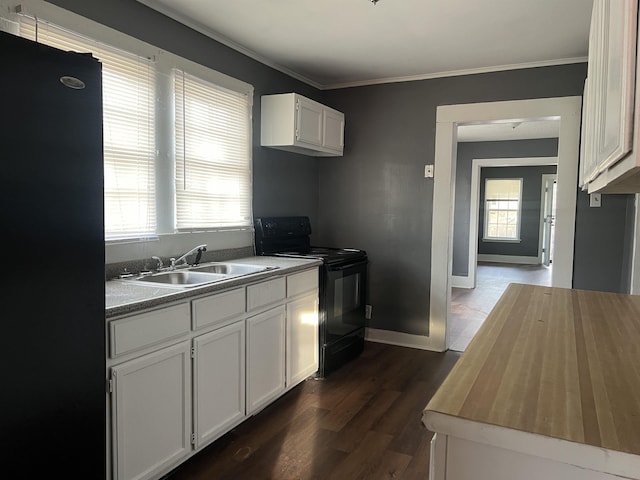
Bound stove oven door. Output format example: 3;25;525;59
323;259;368;344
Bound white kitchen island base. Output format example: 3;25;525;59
427;417;640;480
422;284;640;480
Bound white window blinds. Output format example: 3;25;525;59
19;18;157;240
174;70;252;230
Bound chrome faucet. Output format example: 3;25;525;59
151;256;164;270
170;244;207;269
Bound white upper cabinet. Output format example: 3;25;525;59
261;93;344;157
580;0;640;193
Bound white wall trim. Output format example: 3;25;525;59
477;254;540;265
468;157;557;289
430;97;582;352
451;275;474;289
365;328;446;352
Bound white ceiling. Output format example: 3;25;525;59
136;0;593;90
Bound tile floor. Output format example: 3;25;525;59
449;262;552;352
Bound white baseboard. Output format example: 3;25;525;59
365;328;445;352
477;254;540;265
451;275;474;288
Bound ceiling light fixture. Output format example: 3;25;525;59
371;0;380;4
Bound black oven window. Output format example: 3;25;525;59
334;273;361;320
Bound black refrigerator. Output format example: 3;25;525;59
0;31;106;478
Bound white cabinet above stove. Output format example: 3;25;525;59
261;93;344;157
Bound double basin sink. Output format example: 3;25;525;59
125;262;278;288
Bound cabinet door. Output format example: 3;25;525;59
323;108;345;152
193;321;245;449
586;0;637;180
286;292;319;388
296;96;323;147
246;305;286;414
111;341;192;480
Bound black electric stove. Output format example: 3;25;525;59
254;216;368;377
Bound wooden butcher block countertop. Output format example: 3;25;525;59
423;283;640;456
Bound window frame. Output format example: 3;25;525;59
482;177;523;242
173;69;253;232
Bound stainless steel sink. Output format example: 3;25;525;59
126;270;227;287
123;262;278;288
188;262;276;276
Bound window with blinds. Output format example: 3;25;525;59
174;70;252;230
483;178;523;241
19;18;157;240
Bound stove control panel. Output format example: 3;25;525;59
255;216;312;239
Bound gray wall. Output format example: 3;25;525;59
50;0;323;228
321;64;631;336
573;192;634;293
477;165;558;257
453;139;559;276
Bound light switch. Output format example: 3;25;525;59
424;164;434;178
590;193;601;207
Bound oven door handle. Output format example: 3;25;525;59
327;259;368;271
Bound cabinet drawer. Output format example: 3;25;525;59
246;277;286;312
192;288;246;330
109;303;191;358
287;268;319;298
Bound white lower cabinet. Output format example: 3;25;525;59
193;320;245;448
246;305;286;414
107;266;319;480
286;292;319;388
110;341;192;480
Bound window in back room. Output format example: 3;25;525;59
483;178;523;241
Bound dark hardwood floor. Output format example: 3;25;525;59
165;341;460;480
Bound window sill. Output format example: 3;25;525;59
481;238;522;243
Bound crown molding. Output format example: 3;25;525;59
321;57;588;90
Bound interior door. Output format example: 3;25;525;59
541;175;557;266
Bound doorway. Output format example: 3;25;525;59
428;96;582;352
449;158;557;351
452;156;558;289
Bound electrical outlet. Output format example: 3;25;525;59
365;304;372;320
